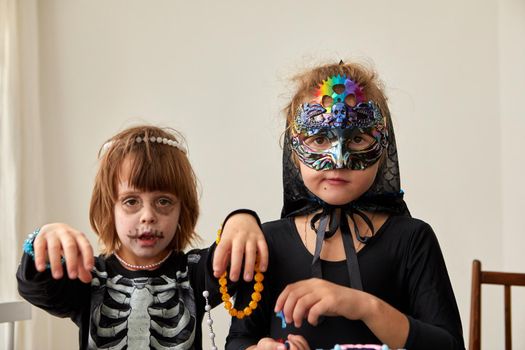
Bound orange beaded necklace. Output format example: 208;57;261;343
216;227;264;319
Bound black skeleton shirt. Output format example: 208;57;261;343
17;248;222;350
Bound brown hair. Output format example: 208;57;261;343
89;125;199;255
284;61;391;132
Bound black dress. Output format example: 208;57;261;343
226;215;465;350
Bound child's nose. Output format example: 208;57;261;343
140;205;157;224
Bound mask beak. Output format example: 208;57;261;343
334;141;345;169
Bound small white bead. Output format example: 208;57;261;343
202;290;209;298
212;346;218;350
162;138;168;144
150;136;156;142
207;319;213;325
168;140;174;146
205;305;211;311
135;136;142;143
156;137;162;143
209;332;215;339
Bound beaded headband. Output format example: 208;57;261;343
102;135;187;154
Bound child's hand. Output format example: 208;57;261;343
33;223;94;283
251;335;310;350
212;213;268;282
274;278;370;327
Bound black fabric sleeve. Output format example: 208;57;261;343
188;243;239;310
188;245;220;309
221;209;262;229
16;252;90;324
403;223;465;350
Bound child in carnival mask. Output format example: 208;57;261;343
17;125;268;350
225;62;464;350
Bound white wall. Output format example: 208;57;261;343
17;0;524;349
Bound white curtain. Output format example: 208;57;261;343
1;0;46;348
0;0;22;302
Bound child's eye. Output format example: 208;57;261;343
304;135;331;150
157;198;173;206
347;134;375;151
123;198;139;206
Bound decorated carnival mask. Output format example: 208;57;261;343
291;75;388;171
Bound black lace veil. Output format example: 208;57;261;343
277;63;412;290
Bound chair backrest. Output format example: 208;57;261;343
469;259;525;350
0;301;32;350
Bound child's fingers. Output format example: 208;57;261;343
61;235;80;279
274;285;288;312
212;238;231;278
280;286;306;324
256;238;269;272
228;239;245;282
291;292;317;328
46;236;64;279
275;282;302;313
242;240;257;281
305;298;328;326
228;243;244;282
276;342;288;350
287;335;310;350
77;260;93;283
75;232;94;271
256;337;281;350
33;234;48;272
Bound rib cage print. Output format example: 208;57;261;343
87;266;196;349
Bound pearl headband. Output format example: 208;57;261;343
102;135;187;154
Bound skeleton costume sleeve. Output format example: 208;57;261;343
17;252;91;323
17;245;225;350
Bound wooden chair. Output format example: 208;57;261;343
0;301;31;350
469;259;525;350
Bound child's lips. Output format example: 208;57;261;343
138;235;159;247
139;232;154;239
127;229;164;246
136;232;162;246
325;177;349;185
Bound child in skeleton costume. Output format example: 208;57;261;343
17;125;268;350
225;63;464;350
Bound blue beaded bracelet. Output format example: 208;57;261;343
23;228;41;257
23;227;64;268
